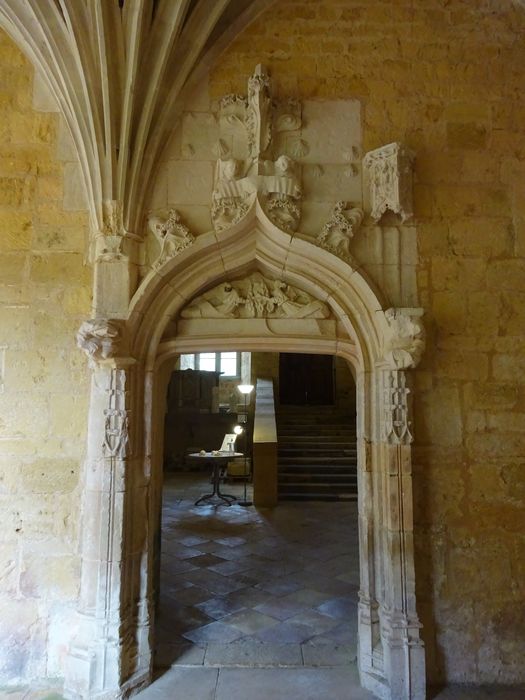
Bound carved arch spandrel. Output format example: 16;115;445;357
128;199;387;373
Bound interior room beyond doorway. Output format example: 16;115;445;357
154;351;359;681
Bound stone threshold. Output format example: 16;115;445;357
156;641;357;669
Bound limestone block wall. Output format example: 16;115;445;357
208;0;525;685
0;32;90;683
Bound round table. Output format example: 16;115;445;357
188;452;243;506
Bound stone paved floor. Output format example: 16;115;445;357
154;472;360;670
2;473;524;700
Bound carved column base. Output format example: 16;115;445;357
65;643;149;700
358;593;387;698
64;600;152;699
380;609;426;700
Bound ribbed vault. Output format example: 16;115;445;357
0;0;275;238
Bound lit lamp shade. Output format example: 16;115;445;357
237;384;254;395
233;425;243;435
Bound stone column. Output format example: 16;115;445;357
370;307;426;700
92;200;139;319
356;369;382;682
63;322;150;699
378;368;425;700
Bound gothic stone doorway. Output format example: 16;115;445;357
67;209;426;700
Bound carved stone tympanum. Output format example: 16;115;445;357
148;209;194;269
212;65;303;233
363;142;415;222
316;201;364;260
180;272;330;319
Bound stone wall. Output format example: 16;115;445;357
0;32;90;682
209;0;525;685
1;0;525;690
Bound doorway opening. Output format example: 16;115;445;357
279;352;335;405
153;350;360;682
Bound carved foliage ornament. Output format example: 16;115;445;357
77;319;122;363
212;65;303;234
316;201;364;261
148;209;194;269
363;142;415;223
382;307;425;370
180;272;330;320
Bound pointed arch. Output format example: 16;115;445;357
128;199;387;372
65;203;426;699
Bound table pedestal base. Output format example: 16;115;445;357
194;460;237;506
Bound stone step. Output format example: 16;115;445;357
279;492;358;502
279;454;356;464
279;446;357;455
278;419;355;425
278;435;355;447
280;481;356;491
278;406;354;412
279;464;357;476
277;406;358;502
277;425;356;440
279;472;357;484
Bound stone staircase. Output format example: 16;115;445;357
277;405;357;501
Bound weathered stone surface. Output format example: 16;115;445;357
207;0;525;688
20;553;79;599
20;458;78;494
1;0;525;694
0;34;89;689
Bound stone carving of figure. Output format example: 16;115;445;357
246;276;271;317
383;308;425;369
180;282;245;318
246;64;272;160
216;157;241;184
211;158;251;232
269;280;330;319
148;209;194;269
180;274;331;320
316;201;364;260
76;319;122;363
211;65;305;235
275;154;295;179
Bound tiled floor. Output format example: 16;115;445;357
154;472;360;671
3;473;525;699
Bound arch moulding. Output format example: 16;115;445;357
69;201;426;700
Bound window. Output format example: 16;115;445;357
180;351;240;377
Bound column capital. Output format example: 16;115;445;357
76;318;128;367
379;307;425;370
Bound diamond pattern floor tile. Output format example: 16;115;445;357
155;473;359;670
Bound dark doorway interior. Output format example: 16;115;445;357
279;352;334;405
